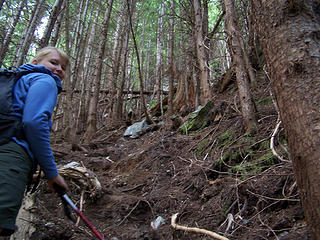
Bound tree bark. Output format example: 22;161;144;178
114;10;130;122
49;0;64;46
155;2;164;111
251;0;320;238
0;0;27;67
77;8;100;134
109;4;125;122
14;0;46;66
38;0;64;49
167;0;175;116
126;0;151;124
84;0;114;142
193;0;211;105
62;0;73;141
224;0;257;134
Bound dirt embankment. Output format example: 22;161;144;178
17;73;309;240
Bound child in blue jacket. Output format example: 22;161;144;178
0;46;69;236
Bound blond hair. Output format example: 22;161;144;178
32;46;69;67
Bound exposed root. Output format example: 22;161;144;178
171;213;229;240
270;120;290;163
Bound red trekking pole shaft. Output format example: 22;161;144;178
61;193;105;240
54;184;104;240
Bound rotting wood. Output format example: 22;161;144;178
171;213;229;240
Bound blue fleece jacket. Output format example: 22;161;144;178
12;64;62;179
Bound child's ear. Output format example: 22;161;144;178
31;59;38;65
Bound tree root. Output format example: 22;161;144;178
270;120;290;163
171;213;229;240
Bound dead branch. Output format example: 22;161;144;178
171;213;229;240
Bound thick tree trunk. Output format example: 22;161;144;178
193;0;211;105
251;0;320;238
224;0;257;134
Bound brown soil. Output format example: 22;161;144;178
28;75;309;240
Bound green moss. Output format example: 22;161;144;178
194;138;210;156
229;150;279;179
256;151;278;165
217;129;235;148
179;101;216;135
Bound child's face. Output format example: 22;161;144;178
32;51;67;80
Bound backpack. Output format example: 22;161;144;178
0;68;34;145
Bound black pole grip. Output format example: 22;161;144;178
53;183;66;196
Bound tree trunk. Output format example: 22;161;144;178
114;29;130;122
109;5;125;122
193;0;211;105
38;0;64;49
126;0;151;124
84;0;114;142
62;0;73;141
155;2;164;111
0;0;27;67
14;0;45;66
251;0;320;238
113;3;131;122
50;1;64;46
224;0;257;134
77;8;100;134
167;0;175;116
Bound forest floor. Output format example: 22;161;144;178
18;72;310;240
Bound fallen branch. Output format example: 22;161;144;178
171;213;229;240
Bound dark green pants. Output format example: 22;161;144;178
0;141;32;236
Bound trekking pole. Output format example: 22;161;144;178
54;184;105;240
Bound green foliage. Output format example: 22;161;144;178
148;99;157;109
